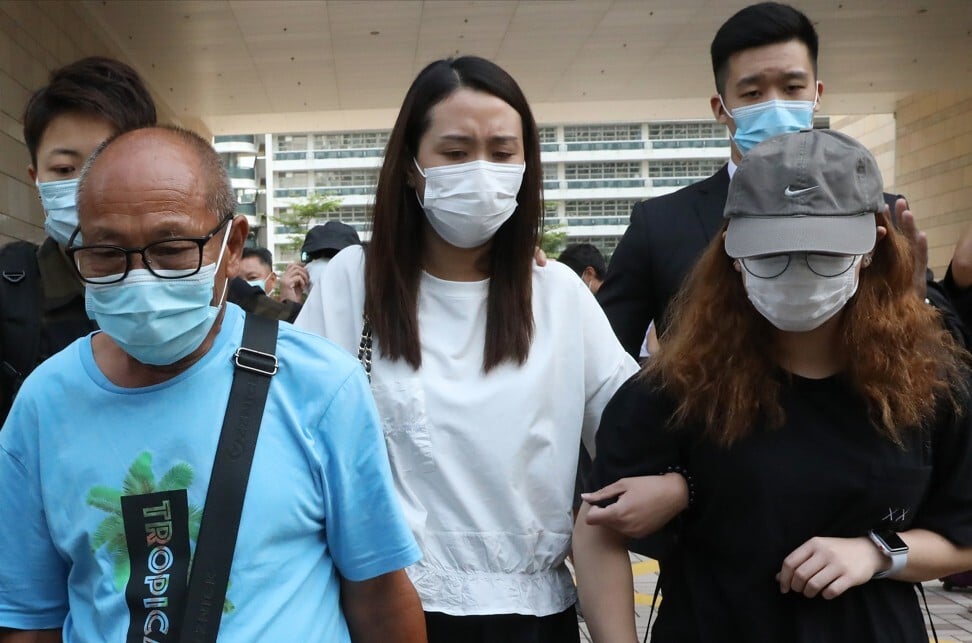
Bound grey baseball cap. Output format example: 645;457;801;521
723;129;883;259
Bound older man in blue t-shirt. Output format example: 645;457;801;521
0;126;425;643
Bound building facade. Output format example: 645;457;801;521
231;117;842;268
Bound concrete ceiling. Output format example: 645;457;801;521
79;0;972;134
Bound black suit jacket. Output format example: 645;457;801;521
599;165;919;358
598;166;730;357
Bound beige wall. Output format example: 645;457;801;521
895;91;972;279
0;1;183;245
830;113;897;192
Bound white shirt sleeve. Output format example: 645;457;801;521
293;246;367;357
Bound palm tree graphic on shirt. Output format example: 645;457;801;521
86;451;235;614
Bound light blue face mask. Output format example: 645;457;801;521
722;94;817;155
84;223;232;366
37;177;81;246
246;278;267;293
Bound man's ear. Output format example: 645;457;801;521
711;94;730;126
813;80;824;112
27;164;37;183
224;215;249;279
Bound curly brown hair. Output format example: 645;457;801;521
647;210;968;446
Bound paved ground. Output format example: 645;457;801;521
576;553;972;642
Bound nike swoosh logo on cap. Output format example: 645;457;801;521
784;185;820;197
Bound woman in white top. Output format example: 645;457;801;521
296;56;686;642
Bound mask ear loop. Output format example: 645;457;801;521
718;95;734;122
212;217;234;308
412;158;428;207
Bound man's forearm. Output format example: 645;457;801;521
341;570;426;643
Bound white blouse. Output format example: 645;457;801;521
296;246;637;616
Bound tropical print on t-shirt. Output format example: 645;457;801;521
86;451;234;613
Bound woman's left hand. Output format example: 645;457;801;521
777;536;887;599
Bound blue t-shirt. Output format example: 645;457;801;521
0;304;420;641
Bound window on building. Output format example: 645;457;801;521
538;127;558;143
563;124;641;142
648;122;726;140
565;162;641;180
564;200;638;218
276;135;309;151
542;164;558;181
277;171;309;188
312;131;390;150
313;169;380;188
332;205;371;225
648;159;724;178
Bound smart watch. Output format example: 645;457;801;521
868;530;908;579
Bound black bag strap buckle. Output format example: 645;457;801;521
233;346;278;376
1;271;25;284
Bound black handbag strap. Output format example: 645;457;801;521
356;315;372;382
179;313;279;643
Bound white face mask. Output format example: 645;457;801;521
305;257;330;292
415;159;525;248
743;255;861;332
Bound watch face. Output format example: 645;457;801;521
874;530;909;554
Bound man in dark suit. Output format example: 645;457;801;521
599;2;929;358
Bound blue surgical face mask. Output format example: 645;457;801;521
84;222;232;366
37;177;81;246
246;278;267;293
721;93;817;155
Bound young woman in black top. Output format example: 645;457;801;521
573;130;972;643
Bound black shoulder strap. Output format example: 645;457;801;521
0;241;42;420
179;313;279;642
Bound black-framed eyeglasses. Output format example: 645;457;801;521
66;216;232;285
740;252;859;279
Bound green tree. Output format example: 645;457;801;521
540;223;567;259
87;452;234;613
275;192;342;256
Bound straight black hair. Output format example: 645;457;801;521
242;247;274;269
710;2;819;95
365;56;543;371
23;56;157;166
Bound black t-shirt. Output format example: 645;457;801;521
591;372;972;643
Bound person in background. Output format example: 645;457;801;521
296;55;687;642
558;243;606;294
0;125;425;643
0;56;156;424
227;246;302;322
575;129;972;643
279;221;362;303
240;247;278;295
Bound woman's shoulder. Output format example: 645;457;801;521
531;259;591;302
328;244;366;274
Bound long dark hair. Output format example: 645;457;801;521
649;210;967;446
364;56;543;371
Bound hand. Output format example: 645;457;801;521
279;261;310;302
534;246;547;266
893;199;928;298
951;219;972;289
778;536;886;599
581;473;688;539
